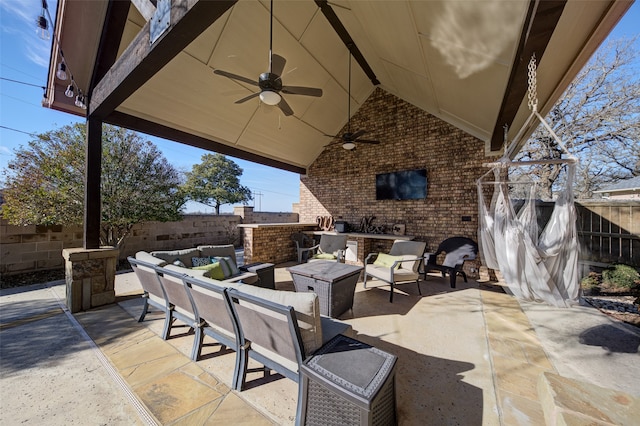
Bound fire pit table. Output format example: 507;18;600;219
287;261;363;318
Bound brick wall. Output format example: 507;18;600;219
242;223;317;265
300;88;496;261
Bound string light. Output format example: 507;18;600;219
38;0;86;109
36;2;49;40
64;84;75;98
56;62;68;80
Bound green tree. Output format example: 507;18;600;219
513;37;640;199
1;123;185;247
182;153;252;215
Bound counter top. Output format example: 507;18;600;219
305;231;415;241
237;222;317;228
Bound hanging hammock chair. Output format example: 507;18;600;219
477;55;580;307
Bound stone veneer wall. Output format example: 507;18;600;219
300;88;498;277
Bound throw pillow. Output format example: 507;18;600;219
172;259;186;267
193;261;226;280
313;253;336;260
191;256;212;267
373;253;403;269
211;256;240;277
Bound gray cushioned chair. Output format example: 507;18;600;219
307;234;348;262
182;275;243;387
128;257;173;340
363;240;427;302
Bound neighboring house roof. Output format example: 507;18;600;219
594;176;640;193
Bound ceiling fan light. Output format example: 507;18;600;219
259;90;281;106
342;141;356;150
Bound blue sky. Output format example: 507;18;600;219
1;1;638;213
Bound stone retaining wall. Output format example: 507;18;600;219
0;206;298;276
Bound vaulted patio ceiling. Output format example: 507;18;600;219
45;0;632;174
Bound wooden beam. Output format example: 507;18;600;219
131;0;156;22
89;0;130;91
105;111;307;175
315;0;380;86
84;117;102;249
89;0;236;119
490;0;566;151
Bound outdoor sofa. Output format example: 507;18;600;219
130;250;354;394
136;245;259;284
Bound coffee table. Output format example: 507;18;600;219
287;262;363;318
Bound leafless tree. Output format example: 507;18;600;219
513;37;640;199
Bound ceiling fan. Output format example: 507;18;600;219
326;48;380;150
213;0;323;116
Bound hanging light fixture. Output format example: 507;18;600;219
36;13;49;40
342;141;356;150
56;62;68;80
259;90;281;106
64;84;75;98
75;91;86;109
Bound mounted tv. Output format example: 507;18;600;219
376;169;427;200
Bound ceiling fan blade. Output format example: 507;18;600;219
271;54;287;77
281;86;323;97
350;129;367;139
355;139;380;144
235;92;260;104
277;97;294;116
213;69;259;87
324;133;339;138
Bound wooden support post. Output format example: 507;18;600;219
84;117;102;249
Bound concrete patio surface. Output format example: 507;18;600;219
1;263;639;425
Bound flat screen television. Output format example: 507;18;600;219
376;169;427;200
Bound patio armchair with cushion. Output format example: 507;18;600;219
423;237;478;288
363;240;427;302
291;232;314;263
182;275;243;386
226;285;352;419
128;257;173;340
307;234;348;262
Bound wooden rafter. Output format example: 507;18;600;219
89;0;237;119
490;0;566;152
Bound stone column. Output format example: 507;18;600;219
62;247;118;313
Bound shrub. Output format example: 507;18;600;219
602;264;640;290
580;272;601;294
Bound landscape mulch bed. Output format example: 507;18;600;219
0;260;132;290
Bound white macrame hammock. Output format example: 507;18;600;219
477;56;580;307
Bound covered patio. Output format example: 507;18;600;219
34;0;640;424
3;261;638;425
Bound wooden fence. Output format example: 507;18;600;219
526;200;639;275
